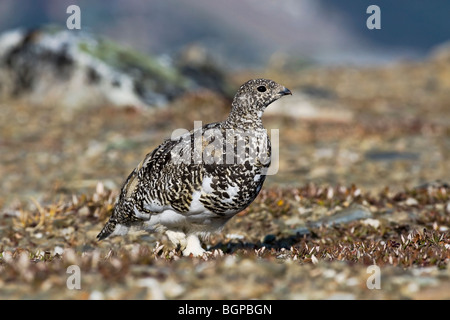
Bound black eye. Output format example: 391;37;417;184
257;86;266;92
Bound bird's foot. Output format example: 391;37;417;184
165;230;187;250
182;234;209;257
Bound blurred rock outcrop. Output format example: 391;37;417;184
0;26;231;109
176;43;234;98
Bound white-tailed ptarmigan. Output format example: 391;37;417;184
97;79;292;256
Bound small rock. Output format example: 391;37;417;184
89;290;105;300
313;204;372;227
405;197;419;206
226;233;245;240
53;246;64;256
292;226;310;236
361;218;381;229
284;216;303;226
262;234;276;244
264;92;354;123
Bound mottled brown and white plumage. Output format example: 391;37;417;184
97;79;292;256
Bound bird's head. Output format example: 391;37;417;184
231;79;292;121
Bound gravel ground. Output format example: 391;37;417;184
1;54;449;299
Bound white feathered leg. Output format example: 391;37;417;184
166;230;187;250
182;234;206;257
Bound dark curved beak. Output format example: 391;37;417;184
279;87;292;96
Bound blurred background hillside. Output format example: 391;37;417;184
1;0;450;67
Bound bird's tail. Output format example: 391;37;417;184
97;218;117;241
